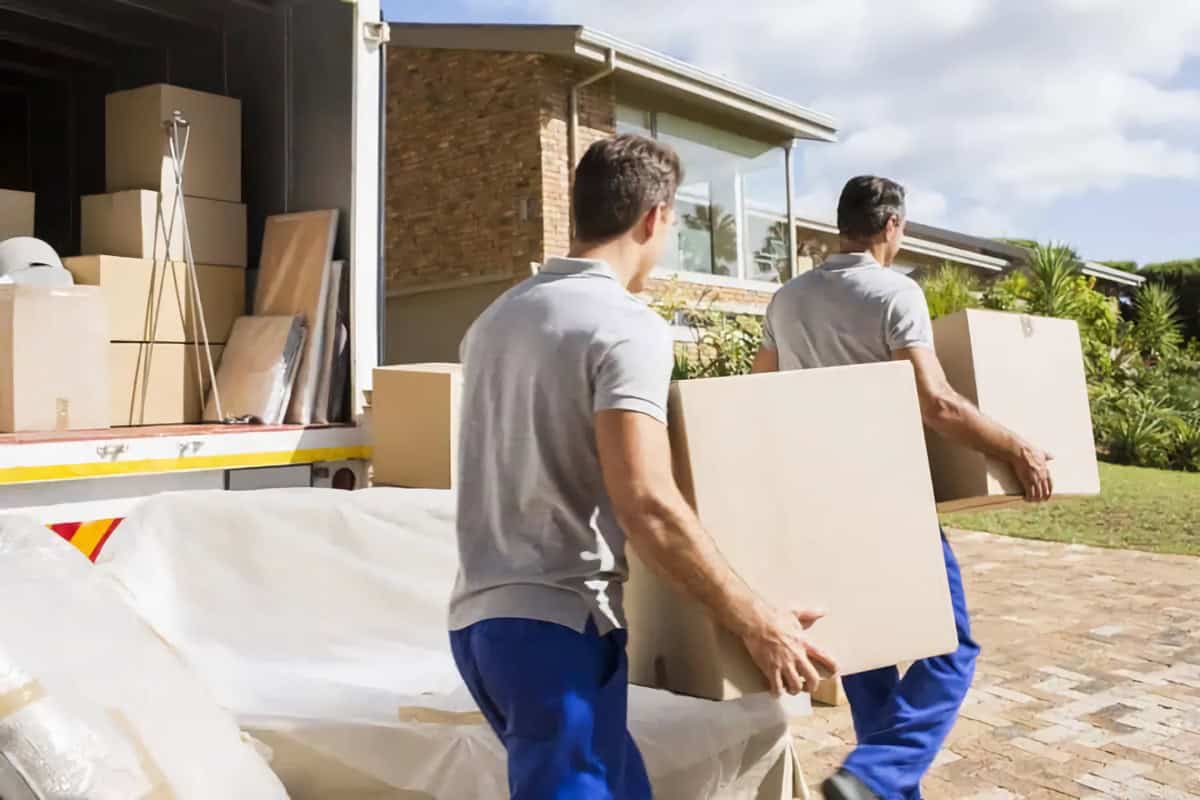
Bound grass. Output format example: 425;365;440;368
943;462;1200;557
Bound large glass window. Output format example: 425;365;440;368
617;103;789;283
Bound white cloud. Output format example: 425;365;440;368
479;0;1200;242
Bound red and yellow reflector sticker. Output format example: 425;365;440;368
48;518;123;562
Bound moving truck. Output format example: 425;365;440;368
0;0;388;548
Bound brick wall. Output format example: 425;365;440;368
537;63;616;260
384;48;546;294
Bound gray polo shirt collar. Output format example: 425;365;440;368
821;252;882;271
541;256;620;280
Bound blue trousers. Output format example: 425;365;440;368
449;617;652;800
841;533;980;800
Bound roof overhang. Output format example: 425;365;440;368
1081;261;1146;288
386;23;839;143
795;217;1010;273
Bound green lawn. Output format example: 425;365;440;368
944;463;1200;556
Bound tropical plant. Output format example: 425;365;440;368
650;285;763;379
1025;243;1082;317
1167;415;1200;472
1099;393;1174;469
1133;282;1184;362
920;263;979;319
981;272;1030;313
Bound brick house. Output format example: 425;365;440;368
382;24;1138;363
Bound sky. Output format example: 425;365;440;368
382;0;1200;266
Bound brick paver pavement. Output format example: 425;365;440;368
794;529;1200;799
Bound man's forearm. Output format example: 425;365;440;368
926;391;1023;462
623;495;768;639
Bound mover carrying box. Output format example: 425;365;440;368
0;286;109;432
927;309;1101;511
65;256;244;344
0;189;35;240
81;191;247;268
371;364;462;489
106;84;241;203
625;362;957;701
110;342;223;426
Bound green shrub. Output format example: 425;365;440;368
920;263;979;319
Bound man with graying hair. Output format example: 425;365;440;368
753;175;1053;800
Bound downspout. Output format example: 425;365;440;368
567;48;617;237
784;139;798;281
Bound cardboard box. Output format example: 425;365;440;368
110;342;223;426
0;189;35;240
0;286;109;432
927;309;1101;511
81;191;247;267
106;84;242;203
625;362;957;701
370;364;462;489
65;256;244;344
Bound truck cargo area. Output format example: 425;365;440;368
0;0;382;500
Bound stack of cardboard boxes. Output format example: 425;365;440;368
65;83;247;427
368;311;1100;701
1;188;111;434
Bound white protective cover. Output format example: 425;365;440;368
96;488;807;799
0;515;288;800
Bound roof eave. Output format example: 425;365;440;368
574;28;838;143
384;23;838;144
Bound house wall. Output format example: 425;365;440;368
384;48;546;294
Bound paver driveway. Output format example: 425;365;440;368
794;529;1200;799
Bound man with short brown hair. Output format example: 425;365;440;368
450;134;836;799
754;175;1052;800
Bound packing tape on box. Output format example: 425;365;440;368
0;680;46;719
55;398;69;431
397;705;486;727
1020;315;1035;338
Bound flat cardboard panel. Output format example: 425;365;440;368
106;84;241;203
254;210;337;424
0;286;109;432
205;316;305;424
371;364;462;489
626;362;957;700
0;189;35;240
314;260;345;424
110;342;223;426
930;309;1101;509
81;191;247;268
65;256;244;344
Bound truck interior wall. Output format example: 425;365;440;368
1;0;356;280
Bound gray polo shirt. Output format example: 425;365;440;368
763;252;934;369
448;257;674;634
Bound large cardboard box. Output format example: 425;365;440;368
81;190;247;268
0;286;109;432
106;84;241;203
928;309;1101;511
625;362;957;701
65;256;244;344
110;342;223;426
371;364;462;489
0;189;35;240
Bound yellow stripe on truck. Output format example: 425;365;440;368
0;446;371;485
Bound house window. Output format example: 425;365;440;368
617;103;789;284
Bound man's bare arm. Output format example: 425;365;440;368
595;409;836;694
893;346;1052;501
